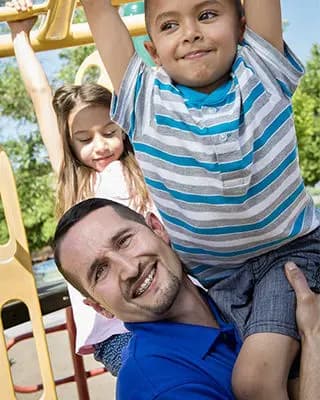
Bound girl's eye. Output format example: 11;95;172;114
103;130;116;137
199;11;216;21
160;21;178;32
78;137;91;143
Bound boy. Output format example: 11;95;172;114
81;0;320;398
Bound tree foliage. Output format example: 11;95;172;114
293;44;320;185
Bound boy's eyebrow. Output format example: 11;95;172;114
86;228;132;285
154;0;222;23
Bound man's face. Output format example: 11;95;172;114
59;207;183;322
145;0;244;93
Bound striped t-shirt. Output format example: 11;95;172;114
111;28;319;288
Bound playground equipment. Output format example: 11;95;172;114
0;0;146;57
0;1;147;398
0;147;58;400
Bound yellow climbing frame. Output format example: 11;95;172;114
0;0;146;57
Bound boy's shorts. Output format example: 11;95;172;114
209;225;320;341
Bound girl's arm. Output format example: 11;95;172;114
7;1;62;174
244;0;284;53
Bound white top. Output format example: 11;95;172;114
68;161;152;354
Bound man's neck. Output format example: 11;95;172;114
167;277;219;329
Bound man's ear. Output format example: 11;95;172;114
83;298;115;319
145;212;170;244
144;40;162;66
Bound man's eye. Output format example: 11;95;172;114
95;265;107;282
160;21;178;32
117;235;131;248
199;11;217;21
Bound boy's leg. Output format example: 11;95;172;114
232;332;299;400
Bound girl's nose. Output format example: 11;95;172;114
94;134;109;153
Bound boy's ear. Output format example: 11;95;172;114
145;212;170;244
144;40;162;66
83;298;115;319
238;16;246;42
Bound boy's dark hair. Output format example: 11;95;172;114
144;0;244;35
53;198;147;297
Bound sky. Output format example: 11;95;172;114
281;0;320;64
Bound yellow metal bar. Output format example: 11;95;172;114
0;14;146;57
37;0;77;41
0;3;48;22
0;147;58;400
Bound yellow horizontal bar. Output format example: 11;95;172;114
0;3;48;22
0;14;146;57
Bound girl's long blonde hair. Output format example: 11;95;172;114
52;84;151;218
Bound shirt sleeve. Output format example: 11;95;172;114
240;27;304;97
110;52;154;141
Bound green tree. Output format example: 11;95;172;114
293;44;320;185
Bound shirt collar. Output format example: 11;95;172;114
176;79;233;108
125;291;241;358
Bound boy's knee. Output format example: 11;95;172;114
232;366;262;400
232;364;286;400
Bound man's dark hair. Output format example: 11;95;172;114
144;0;244;35
53;198;147;297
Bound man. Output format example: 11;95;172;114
53;198;320;400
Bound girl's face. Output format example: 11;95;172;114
68;103;124;172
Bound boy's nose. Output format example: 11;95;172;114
182;21;203;43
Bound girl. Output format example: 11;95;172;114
7;0;154;375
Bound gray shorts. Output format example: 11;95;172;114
209;226;320;341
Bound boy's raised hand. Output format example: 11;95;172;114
81;0;135;94
244;0;284;53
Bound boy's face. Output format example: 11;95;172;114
145;0;244;93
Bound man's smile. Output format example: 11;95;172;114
132;265;157;298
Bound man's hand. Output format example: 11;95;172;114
285;262;320;341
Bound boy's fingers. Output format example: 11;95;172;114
285;262;311;298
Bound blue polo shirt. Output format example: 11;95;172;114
117;294;241;399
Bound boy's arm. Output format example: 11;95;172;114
81;0;135;94
243;0;284;53
285;262;320;400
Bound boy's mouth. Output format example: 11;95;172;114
183;49;211;59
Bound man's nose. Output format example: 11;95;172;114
113;254;140;281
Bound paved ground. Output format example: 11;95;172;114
5;309;117;400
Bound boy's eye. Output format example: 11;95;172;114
199;10;217;21
160;21;178;32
